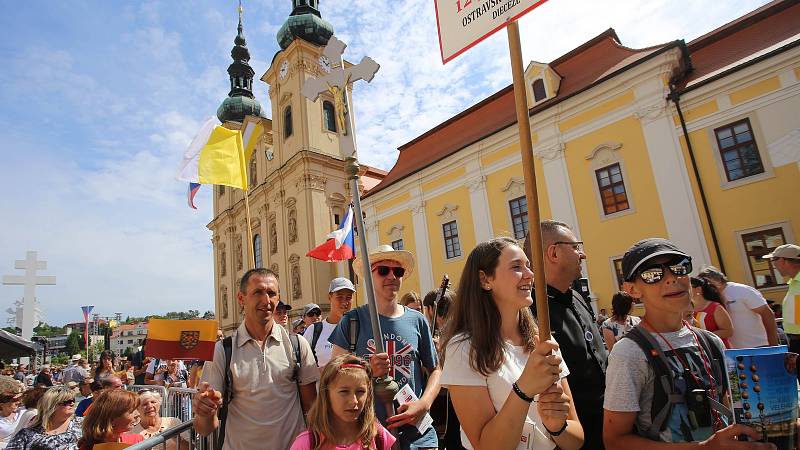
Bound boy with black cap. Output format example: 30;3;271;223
604;238;774;449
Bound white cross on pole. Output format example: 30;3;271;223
2;251;56;340
300;36;379;158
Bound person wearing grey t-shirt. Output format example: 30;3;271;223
604;238;771;449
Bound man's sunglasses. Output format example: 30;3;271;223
373;266;406;278
306;311;321;317
634;257;693;284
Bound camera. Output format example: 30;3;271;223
686;388;712;429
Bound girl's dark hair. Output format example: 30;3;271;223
94;350;115;379
441;237;537;376
691;277;726;306
610;291;634;322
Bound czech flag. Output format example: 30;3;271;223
145;319;218;361
307;205;355;262
187;183;201;209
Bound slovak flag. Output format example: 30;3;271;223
306;205;355;262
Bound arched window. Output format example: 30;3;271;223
253;234;263;268
284;106;293;138
323;101;337;132
531;79;546;102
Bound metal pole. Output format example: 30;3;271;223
346;158;399;416
346;160;384;353
507;21;550;339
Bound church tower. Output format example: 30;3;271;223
209;2;385;333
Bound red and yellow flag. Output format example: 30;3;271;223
145;319;218;361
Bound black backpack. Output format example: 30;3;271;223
310;321;324;364
623;325;731;440
217;332;303;449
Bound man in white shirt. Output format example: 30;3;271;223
61;355;89;384
144;359;187;386
699;266;778;348
303;277;354;370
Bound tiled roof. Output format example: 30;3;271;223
365;0;799;197
680;0;800;91
366;29;673;196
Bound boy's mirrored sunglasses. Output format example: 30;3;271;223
634;257;693;284
373;266;406;277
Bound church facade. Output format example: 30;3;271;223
207;2;384;332
361;1;800;311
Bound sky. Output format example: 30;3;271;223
0;0;773;327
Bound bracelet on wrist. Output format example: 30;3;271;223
511;381;535;403
544;420;568;437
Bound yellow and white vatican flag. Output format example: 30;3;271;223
241;116;264;163
176;116;248;190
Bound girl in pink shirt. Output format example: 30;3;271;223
291;354;395;450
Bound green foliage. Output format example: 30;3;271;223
33;322;65;337
202;310;215;319
123;310;202;324
51;353;70;365
64;331;82;356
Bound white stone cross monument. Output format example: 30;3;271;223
2;251;56;340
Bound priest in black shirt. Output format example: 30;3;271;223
525;220;608;450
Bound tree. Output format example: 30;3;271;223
202;310;215;320
64;331;82;356
33;322;65;338
51;353;70;365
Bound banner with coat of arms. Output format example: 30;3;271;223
145;319;218;361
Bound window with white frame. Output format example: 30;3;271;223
509;196;528;240
741;227;786;289
595;163;629;215
443;221;461;259
714;119;764;182
391;239;404;250
531;79;546;102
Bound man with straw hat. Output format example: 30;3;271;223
329;245;440;450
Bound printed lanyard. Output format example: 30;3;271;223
642;319;723;429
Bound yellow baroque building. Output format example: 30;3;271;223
361;1;800;312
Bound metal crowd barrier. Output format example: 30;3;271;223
165;387;196;422
127;385;168;416
124;386;222;450
125;419;220;450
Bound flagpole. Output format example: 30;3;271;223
243;188;255;269
507;21;550;339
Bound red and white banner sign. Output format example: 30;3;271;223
434;0;549;64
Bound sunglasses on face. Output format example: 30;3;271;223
634;257;693;284
60;399;76;407
373;265;405;278
306;311;321;317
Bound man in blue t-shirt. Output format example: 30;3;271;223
329;245;440;450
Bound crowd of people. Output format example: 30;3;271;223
189;221;798;450
2;223;798;450
0;345;200;449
